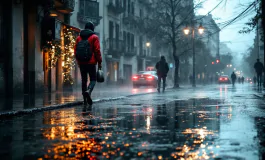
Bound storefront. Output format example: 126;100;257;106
42;17;80;92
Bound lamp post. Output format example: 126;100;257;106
146;42;151;56
183;24;204;87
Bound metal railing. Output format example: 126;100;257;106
106;38;125;56
107;0;125;14
124;47;137;56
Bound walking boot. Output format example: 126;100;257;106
82;105;87;112
83;95;87;106
84;89;93;105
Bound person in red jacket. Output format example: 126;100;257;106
74;22;102;107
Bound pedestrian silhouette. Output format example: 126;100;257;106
155;56;169;93
242;76;244;84
254;59;264;87
231;72;237;86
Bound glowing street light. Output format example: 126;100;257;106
146;42;151;47
183;26;190;35
146;42;151;56
183;23;205;87
198;24;204;34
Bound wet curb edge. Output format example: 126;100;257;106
0;89;178;119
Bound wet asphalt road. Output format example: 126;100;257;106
1;84;265;160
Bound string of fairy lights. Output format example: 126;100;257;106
46;27;78;85
47;40;62;68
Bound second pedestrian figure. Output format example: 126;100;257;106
155;56;169;93
254;59;264;87
231;72;237;86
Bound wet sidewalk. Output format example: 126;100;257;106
0;84;163;115
1;84;265;159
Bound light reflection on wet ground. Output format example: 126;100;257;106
0;85;264;159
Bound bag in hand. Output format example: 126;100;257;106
97;69;104;83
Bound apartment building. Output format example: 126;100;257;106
196;14;220;59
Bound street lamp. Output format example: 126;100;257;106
146;42;151;56
146;42;151;47
183;23;204;87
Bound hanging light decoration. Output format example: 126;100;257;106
46;40;62;69
44;27;78;85
62;27;77;85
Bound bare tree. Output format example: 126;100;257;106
144;0;203;88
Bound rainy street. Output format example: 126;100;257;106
1;84;265;160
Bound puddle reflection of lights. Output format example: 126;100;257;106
147;107;152;112
179;127;215;159
228;106;232;112
146;115;151;132
132;89;138;93
147;88;153;92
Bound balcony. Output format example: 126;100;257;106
77;13;101;26
54;0;75;13
138;0;152;6
106;38;125;58
77;1;101;26
107;0;125;15
138;49;146;58
123;13;139;25
124;47;137;57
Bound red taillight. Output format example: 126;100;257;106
219;78;223;81
132;76;138;81
224;78;228;80
147;76;153;79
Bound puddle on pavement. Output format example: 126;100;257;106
0;98;262;159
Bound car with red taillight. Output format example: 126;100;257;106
218;75;231;84
132;71;158;88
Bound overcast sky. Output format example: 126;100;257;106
196;0;256;56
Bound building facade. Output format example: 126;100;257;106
70;0;160;85
197;14;220;59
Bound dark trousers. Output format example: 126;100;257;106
79;64;97;94
257;73;262;86
158;76;166;91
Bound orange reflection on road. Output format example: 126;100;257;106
42;109;102;159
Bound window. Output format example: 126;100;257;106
109;21;114;39
131;34;134;50
79;0;99;18
140;9;143;18
123;31;126;43
115;23;119;39
139;36;143;54
128;0;131;14
131;2;134;15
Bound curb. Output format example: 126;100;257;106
0;96;128;119
254;94;264;98
0;87;183;119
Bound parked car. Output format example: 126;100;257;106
132;71;158;88
218;75;231;84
